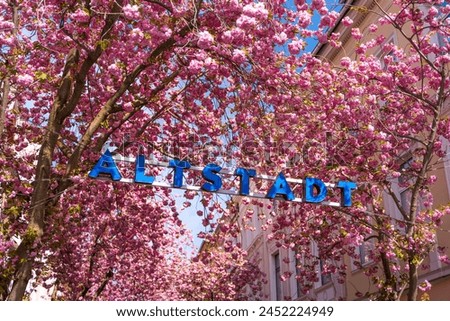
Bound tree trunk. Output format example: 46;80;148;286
0;79;10;136
7;102;62;300
407;260;418;301
0;1;18;136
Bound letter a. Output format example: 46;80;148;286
89;150;122;181
266;172;295;201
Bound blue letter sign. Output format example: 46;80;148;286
88;152;357;208
234;167;256;196
266;172;295;201
134;154;155;185
88;150;122;181
304;177;327;203
337;181;357;207
168;159;191;188
201;163;222;192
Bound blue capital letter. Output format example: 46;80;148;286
304;177;328;203
169;159;191;188
337;181;357;207
266;172;295;201
134;154;155;184
201;163;222;192
234;167;256;195
88;150;122;181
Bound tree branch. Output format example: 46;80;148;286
142;0;173;13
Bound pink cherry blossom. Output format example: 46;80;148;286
342;16;353;27
197;31;214;49
288;39;305;55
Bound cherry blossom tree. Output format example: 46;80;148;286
228;0;450;301
1;0;449;301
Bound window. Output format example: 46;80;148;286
394;157;424;226
274;252;282;301
319;258;331;286
359;241;374;265
377;35;398;70
295;253;303;298
398;158;425;215
437;2;449;47
375;34;398;113
399;158;413;212
358;243;370;266
350;238;376;271
311;242;332;288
